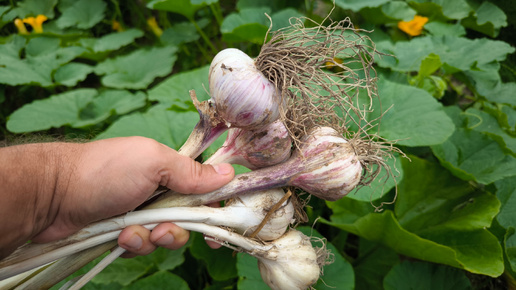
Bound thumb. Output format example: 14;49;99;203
162;152;235;194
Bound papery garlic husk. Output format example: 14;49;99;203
257;230;320;290
226;188;295;241
209;48;282;129
205;120;291;169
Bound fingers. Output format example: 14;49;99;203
118;225;156;257
118;223;190;257
161;151;235;194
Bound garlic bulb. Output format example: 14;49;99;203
209;48;282;129
257;230;320;290
225;188;294;240
205;120;291;169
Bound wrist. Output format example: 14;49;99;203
0;142;71;258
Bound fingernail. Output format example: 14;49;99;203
156;232;175;247
213;164;232;175
124;234;143;250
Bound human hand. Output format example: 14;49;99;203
30;136;234;257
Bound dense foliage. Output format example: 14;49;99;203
1;0;515;289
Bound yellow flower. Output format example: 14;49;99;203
14;18;29;35
398;15;428;37
112;20;124;32
22;14;48;33
325;57;343;69
147;17;163;37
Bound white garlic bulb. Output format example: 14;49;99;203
257;230;320;290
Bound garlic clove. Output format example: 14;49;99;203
209;48;282;129
257;230;320;290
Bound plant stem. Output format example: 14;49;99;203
188;16;218;55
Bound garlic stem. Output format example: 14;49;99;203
0;189;294;279
64;246;126;290
176;90;229;159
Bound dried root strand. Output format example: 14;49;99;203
255;16;380;146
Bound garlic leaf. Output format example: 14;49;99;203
94;46;178;89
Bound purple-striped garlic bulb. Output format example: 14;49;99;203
205;120;291;169
209;48;282;129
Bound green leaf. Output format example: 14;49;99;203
269;8;304;31
464;108;516;156
221;7;270;43
373;78;455;146
94;105;198;150
425;22;466;37
54;62;93;86
79;29;144;54
11;0;58;18
495;177;516;230
431;107;516;184
383;261;471;290
237;253;269;290
347;154;404;201
94;46;178;89
334;0;390;11
124;271;189;290
298;227;355;290
6;89;97;133
147;65;210;109
418;53;441;77
189;232;237;281
56;0;106;29
161;21;203;46
380;1;416;21
91;256;153;286
377;36;515;73
325;207;503;276
74;90;146;127
408;0;471;20
461;1;507;37
395;156;500;234
505;228;516;272
147;0;205;19
0;36;86;87
354;240;400;290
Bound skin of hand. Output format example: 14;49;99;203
0;136;234;260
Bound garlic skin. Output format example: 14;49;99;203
209;48;282;129
205;120;291;169
290;126;362;201
226;188;294;241
257;230;320;290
